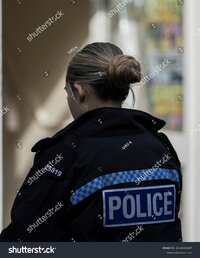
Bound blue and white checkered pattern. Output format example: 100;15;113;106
70;168;180;205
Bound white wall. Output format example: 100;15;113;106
0;0;3;231
182;0;200;242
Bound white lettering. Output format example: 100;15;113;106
123;195;135;218
164;192;172;215
109;196;121;220
153;193;163;216
136;194;147;217
147;193;152;217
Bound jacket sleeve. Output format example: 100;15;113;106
0;135;78;242
158;132;182;192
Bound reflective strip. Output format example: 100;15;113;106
70;168;179;205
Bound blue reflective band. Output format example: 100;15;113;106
70;168;179;205
103;185;176;227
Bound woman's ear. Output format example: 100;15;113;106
73;82;86;103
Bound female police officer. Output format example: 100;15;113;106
0;42;182;242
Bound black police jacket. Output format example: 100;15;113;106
0;107;182;242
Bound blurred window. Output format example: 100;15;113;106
107;0;183;130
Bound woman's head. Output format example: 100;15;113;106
65;42;141;119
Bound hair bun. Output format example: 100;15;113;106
107;55;142;88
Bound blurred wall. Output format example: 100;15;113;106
3;0;90;227
0;0;3;230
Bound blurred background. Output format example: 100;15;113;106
0;0;200;241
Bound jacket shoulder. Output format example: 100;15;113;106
30;133;79;181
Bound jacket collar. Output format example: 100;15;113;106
31;107;166;152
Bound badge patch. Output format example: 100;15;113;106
102;185;176;227
45;164;62;177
